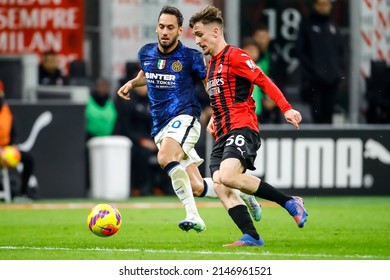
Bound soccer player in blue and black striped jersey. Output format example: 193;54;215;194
118;6;261;233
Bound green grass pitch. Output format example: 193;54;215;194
0;196;389;260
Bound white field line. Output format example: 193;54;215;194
0;245;385;260
0;201;275;210
0;202;224;210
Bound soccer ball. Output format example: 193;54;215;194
0;145;21;168
87;204;122;237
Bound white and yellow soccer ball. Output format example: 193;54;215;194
87;204;122;237
0;145;21;168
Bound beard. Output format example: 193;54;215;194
158;33;179;51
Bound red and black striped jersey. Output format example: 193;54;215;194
206;45;292;140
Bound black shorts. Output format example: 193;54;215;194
209;128;261;176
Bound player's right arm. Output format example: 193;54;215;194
117;70;147;100
207;116;216;138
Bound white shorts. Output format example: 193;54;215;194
154;115;204;167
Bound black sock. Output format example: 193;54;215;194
228;205;259;240
199;180;207;197
253;181;291;207
163;161;180;175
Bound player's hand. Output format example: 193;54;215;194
284;109;302;129
117;81;133;100
207;117;216;137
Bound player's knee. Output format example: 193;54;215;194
213;181;224;192
219;172;237;189
157;149;183;168
157;151;172;168
213;181;228;200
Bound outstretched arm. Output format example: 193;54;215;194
117;70;147;100
254;73;301;129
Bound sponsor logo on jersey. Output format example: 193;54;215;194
145;72;175;81
206;78;224;96
157;59;166;69
145;72;176;87
207;78;224;88
171;60;182;72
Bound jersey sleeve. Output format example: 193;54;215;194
231;48;264;82
192;51;207;80
137;50;143;71
232;48;292;114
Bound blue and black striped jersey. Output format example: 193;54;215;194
138;41;207;136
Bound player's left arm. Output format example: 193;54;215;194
254;73;301;128
233;50;301;129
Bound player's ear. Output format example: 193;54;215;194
213;28;218;38
177;26;183;36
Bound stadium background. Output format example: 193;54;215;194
0;0;389;199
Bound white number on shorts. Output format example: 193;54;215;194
226;135;245;147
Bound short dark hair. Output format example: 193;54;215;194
189;5;224;28
158;6;184;27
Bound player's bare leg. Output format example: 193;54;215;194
159;138;205;232
187;163;261;221
219;158;308;228
212;170;264;247
186;163;217;197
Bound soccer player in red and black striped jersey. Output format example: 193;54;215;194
190;6;309;246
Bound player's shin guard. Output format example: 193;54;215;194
228;205;259;240
235;190;262;221
165;161;199;218
253;180;290;206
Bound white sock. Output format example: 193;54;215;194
202;178;252;201
168;164;199;218
202;177;218;198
